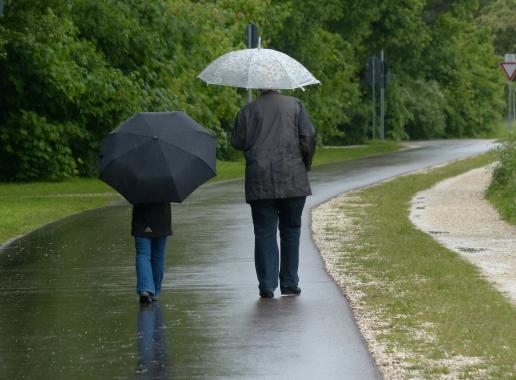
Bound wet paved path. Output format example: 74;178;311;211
0;140;494;379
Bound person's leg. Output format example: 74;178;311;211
150;237;167;297
135;237;156;296
250;199;280;293
278;197;306;290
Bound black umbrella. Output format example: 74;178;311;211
99;112;217;204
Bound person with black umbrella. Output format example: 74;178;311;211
132;202;172;304
99;112;217;304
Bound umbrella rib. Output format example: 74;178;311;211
169;130;216;138
276;58;298;89
112;129;213;139
104;131;214;168
109;131;151;138
158;138;216;171
210;54;228;86
246;48;258;89
102;139;154;171
156;140;181;198
100;135;152;168
157;141;216;200
138;113;156;137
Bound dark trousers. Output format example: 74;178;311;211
250;197;306;291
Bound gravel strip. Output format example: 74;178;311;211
409;164;516;304
311;163;511;379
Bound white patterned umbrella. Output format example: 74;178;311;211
197;48;320;90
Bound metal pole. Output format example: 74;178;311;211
380;50;385;140
247;27;253;104
508;83;512;132
509;82;516;133
372;57;376;140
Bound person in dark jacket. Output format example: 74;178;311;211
132;202;172;304
231;89;316;298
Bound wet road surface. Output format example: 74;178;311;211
0;140;494;379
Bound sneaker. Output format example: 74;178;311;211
280;286;301;296
139;292;152;304
259;289;274;298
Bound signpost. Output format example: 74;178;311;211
380;51;385;140
366;53;388;140
500;54;516;133
246;23;259;103
366;56;377;139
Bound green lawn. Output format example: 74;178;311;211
313;152;515;378
0;140;401;245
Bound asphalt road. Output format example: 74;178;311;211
0;140;495;379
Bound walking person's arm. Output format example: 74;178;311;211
298;102;316;171
231;110;247;151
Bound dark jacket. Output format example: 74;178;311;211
131;202;172;237
231;91;316;202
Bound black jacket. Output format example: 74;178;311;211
231;91;316;202
131;202;172;237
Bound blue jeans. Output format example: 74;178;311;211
135;236;168;296
250;197;306;291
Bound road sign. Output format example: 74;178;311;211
500;62;516;81
246;23;259;49
502;54;515;133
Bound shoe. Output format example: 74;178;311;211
259;289;274;298
280;286;301;295
139;292;152;304
151;296;159;302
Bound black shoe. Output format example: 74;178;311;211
259;289;274;298
280;286;301;295
139;292;153;304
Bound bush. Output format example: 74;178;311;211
0;0;507;180
0;111;80;180
487;133;516;223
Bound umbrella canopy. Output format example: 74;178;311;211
197;48;320;90
99;112;216;204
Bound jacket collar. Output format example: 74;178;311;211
260;89;281;96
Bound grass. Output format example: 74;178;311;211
0;140;401;246
476;121;511;139
312;140;402;166
486;132;516;225
213;140;402;182
314;152;516;378
0;179;120;245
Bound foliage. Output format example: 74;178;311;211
423;5;504;137
0;111;81;180
487;133;516;224
385;76;446;140
0;0;510;180
478;0;516;54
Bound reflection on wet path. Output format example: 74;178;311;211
137;302;167;379
0;140;494;379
